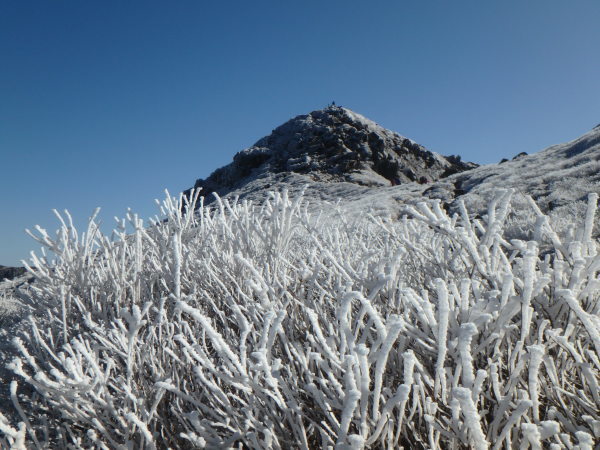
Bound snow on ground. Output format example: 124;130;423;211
450;124;600;212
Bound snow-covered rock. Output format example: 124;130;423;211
185;105;476;202
445;123;600;213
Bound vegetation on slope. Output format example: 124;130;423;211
1;189;599;448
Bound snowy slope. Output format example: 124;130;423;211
437;123;600;211
186;108;600;228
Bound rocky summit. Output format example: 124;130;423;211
187;106;476;201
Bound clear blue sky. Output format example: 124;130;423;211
1;1;599;266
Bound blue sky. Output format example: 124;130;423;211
1;1;599;266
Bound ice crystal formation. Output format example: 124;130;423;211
1;108;599;448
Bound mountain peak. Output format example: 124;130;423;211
189;106;477;200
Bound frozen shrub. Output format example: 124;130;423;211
1;189;599;448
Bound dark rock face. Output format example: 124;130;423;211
512;152;528;160
187;106;477;200
0;266;26;281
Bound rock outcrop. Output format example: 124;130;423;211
186;106;477;201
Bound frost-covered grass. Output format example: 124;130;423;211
1;189;599;449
